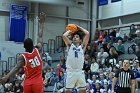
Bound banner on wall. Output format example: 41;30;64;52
98;0;108;6
9;4;27;42
111;0;121;3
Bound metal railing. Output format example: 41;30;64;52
8;57;16;70
0;60;8;76
43;43;48;53
43;36;65;55
48;39;55;54
55;36;65;53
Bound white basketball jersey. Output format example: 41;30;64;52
66;43;84;70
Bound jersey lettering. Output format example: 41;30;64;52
29;56;40;68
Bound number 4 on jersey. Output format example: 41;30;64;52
29;56;40;68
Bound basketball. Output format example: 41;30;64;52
66;24;78;32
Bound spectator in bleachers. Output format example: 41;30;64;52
93;28;100;41
98;30;105;46
99;30;105;41
92;75;98;91
123;33;129;42
59;56;66;70
85;44;94;58
42;69;47;80
44;68;56;87
112;66;119;74
87;75;98;92
129;24;137;38
100;80;111;93
93;80;102;93
110;29;116;38
134;31;140;46
13;80;23;93
106;47;118;67
132;61;140;79
90;57;99;79
53;71;65;93
15;73;24;81
117;60;123;68
135;25;140;34
135;46;140;61
97;47;109;67
133;60;140;92
101;39;108;52
116;40;125;55
104;69;110;80
104;31;111;43
56;64;64;78
44;68;52;87
92;75;98;84
108;72;114;87
98;68;104;75
90;40;98;57
83;54;91;80
44;52;52;66
106;42;113;53
49;68;57;85
116;28;124;42
56;71;65;92
109;47;118;60
109;29;116;43
99;73;106;88
86;82;94;93
43;60;50;70
4;83;13;93
97;59;104;68
42;54;51;70
58;71;64;82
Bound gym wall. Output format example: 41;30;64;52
36;1;90;43
98;0;140;29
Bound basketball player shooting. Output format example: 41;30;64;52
0;12;46;93
63;24;90;93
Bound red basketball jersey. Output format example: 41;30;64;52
22;48;43;85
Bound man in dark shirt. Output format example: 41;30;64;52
83;54;91;80
129;24;137;38
111;60;135;93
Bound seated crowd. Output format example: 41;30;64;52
1;24;140;93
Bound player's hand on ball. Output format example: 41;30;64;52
66;24;78;32
68;30;74;34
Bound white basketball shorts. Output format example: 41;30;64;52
65;70;86;89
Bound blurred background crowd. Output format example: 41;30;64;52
1;24;140;93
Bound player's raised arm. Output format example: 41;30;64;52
36;12;46;52
63;31;72;48
0;55;25;84
77;25;90;52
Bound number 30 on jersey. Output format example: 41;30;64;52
29;56;40;68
